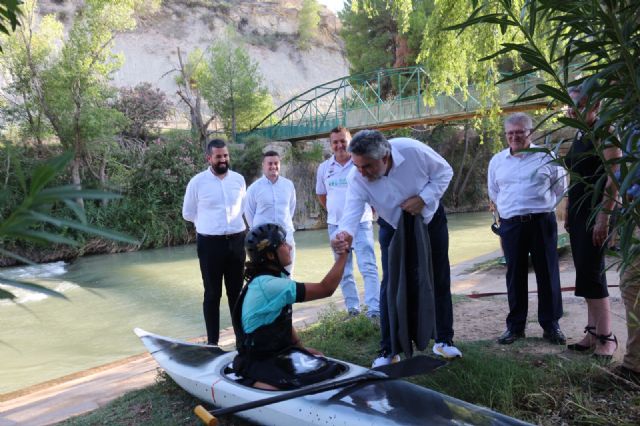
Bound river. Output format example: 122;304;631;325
0;212;499;394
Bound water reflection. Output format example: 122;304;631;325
0;212;498;394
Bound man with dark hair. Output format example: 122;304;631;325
244;150;297;274
183;139;247;345
331;129;461;366
488;112;567;346
316;126;380;318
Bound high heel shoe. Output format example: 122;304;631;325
567;325;596;352
592;333;618;362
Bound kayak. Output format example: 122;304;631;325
135;328;531;425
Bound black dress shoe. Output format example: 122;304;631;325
542;326;567;345
497;329;525;345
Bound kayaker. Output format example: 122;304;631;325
231;223;352;390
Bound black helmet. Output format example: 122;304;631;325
245;223;287;265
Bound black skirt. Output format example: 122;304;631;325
568;212;608;298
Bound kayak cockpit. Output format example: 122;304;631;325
221;352;351;391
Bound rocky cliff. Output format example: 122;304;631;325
37;0;349;108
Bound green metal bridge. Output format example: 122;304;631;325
237;66;549;142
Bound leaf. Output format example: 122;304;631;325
0;287;16;300
0;248;36;266
29;151;73;195
63;199;87;223
0;276;68;300
28;212;139;244
496;68;538;84
521;53;555;75
479;48;510;62
528;0;537;36
510;91;548;104
556;116;590;132
444;13;512;32
17;229;79;246
502;42;540;57
535;84;572;105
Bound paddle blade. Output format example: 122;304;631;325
194;405;219;426
372;355;447;378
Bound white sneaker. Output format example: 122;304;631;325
432;342;462;358
371;351;401;368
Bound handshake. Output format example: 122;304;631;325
330;231;353;255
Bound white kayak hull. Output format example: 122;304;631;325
135;328;531;426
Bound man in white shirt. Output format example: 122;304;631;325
331;130;461;366
183;139;247;346
316;127;380;318
488;112;567;345
244;151;297;273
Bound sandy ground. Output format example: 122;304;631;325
0;250;628;426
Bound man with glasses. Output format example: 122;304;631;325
488;112;567;345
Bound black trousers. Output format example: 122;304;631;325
196;232;245;344
499;212;563;332
378;204;454;351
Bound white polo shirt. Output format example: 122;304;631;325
316;155;373;225
182;168;246;235
244;175;296;241
488;145;567;219
338;137;453;237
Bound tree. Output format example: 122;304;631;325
173;47;214;147
340;0;431;75
200;37;274;142
0;0;160;200
448;0;639;265
0;0;22;53
115;82;171;140
350;0;553;141
298;0;320;50
0;1;60;146
340;0;397;74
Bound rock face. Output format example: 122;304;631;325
37;0;349;106
29;1;347;232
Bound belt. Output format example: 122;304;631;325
198;231;245;239
500;212;551;223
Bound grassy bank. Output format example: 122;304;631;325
60;310;640;426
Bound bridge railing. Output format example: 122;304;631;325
237;67;547;142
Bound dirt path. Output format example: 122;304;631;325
0;251;628;426
451;251;626;359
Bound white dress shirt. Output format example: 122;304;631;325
338;137;453;238
182;168;246;235
316;156;373;225
488;145;567;219
244;175;296;241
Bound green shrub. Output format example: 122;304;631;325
230;135;265;185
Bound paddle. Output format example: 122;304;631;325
194;355;446;425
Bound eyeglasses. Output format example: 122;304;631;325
505;129;531;137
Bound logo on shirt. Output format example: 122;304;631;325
328;177;348;188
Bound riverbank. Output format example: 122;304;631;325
0;250;629;425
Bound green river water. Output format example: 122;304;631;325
0;212;499;394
